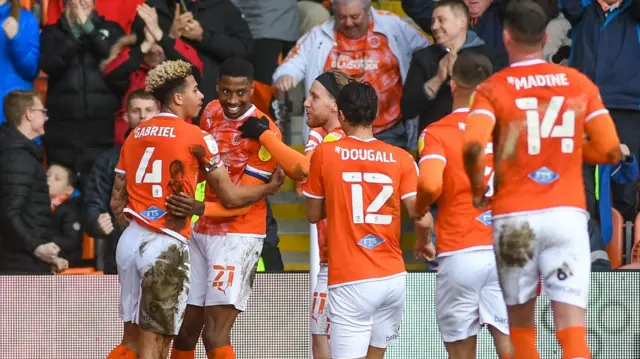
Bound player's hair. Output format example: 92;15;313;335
3;90;39;126
336;81;378;127
126;89;157;110
503;0;548;47
451;52;493;89
145;60;194;106
218;57;254;81
327;69;352;91
333;0;371;11
49;162;79;189
433;0;470;23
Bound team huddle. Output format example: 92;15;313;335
105;1;621;359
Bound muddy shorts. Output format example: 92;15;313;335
492;208;590;309
116;221;190;336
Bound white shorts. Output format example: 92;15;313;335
187;232;263;311
116;221;190;336
493;208;591;309
329;274;405;359
311;264;329;336
436;250;509;343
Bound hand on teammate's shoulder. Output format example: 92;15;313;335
239;116;270;139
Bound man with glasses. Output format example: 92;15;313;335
273;0;429;149
0;90;69;274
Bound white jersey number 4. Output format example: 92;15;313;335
343;172;393;225
135;147;163;198
516;96;576;155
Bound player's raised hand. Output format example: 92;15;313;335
267;166;285;194
166;192;204;217
239;116;270;139
137;4;163;42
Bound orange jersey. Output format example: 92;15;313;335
418;109;494;255
304;127;346;265
324;21;403;134
304;136;418;286
468;59;615;216
195;101;281;237
115;113;222;242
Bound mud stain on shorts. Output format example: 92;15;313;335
139;244;189;335
497;222;535;269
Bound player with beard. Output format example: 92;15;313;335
168;57;282;359
462;1;621;358
239;69;351;359
110;60;282;359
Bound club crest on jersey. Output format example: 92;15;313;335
232;134;241;145
528;167;559;185
358;234;385;250
140;206;167;221
258;146;272;161
476;210;493;226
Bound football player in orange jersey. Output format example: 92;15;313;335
109;60;283;359
462;2;621;359
167;58;282;359
304;81;433;359
416;52;512;359
238;69;351;359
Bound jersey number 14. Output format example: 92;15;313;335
136;147;163;198
516;96;576;155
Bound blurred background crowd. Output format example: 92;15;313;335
0;0;639;275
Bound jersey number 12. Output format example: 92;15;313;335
343;172;393;225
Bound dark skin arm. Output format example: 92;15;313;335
204;165;284;209
109;172;129;229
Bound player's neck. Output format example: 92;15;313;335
161;106;185;120
345;125;374;140
322;116;341;133
508;50;544;65
452;95;471;112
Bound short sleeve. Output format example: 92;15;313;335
469;85;497;123
305;128;326;153
418;129;446;165
193;130;223;171
583;78;609;123
303;145;325;199
115;139;128;174
399;152;418;200
244;121;283;182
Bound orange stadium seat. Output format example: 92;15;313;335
633;212;640;246
82;233;95;261
607;208;625;269
57;267;103;275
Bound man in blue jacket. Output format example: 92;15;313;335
562;0;640;221
0;0;40;124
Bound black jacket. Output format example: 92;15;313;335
131;0;253;123
51;196;84;267
401;32;498;133
40;13;125;177
0;123;56;273
83;146;122;274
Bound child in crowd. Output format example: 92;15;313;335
47;163;83;271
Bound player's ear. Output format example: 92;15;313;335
542;32;548;46
250;81;255;97
174;91;184;106
450;79;458;95
503;29;512;47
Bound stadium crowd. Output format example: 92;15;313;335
0;0;640;358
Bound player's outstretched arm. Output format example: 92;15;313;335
462;114;494;200
109;172;130;229
583;114;621;165
416;159;445;213
205;166;285;209
306;197;326;224
402;195;436;261
239;116;310;180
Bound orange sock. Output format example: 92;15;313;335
106;344;136;359
557;326;591;359
500;353;512;359
207;345;235;359
170;346;195;359
510;327;540;359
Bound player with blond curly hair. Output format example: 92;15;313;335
107;60;284;359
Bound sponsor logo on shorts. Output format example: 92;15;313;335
476;210;493;226
140;206;167;221
494;315;508;325
546;282;582;296
386;324;400;342
358;234;385;250
528;167;559;185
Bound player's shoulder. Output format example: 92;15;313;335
252;106;282;137
323;128;346;143
200;100;224;130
